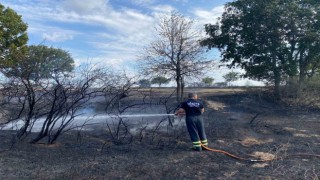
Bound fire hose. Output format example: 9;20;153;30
162;113;320;163
201;144;320;162
97;113;320;162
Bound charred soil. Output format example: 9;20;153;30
0;88;319;179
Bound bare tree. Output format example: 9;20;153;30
29;64;110;144
139;11;211;103
0;63;120;144
102;74;138;144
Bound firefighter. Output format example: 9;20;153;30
175;92;208;151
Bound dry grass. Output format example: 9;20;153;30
206;100;227;110
252;163;270;168
240;137;274;147
250;151;276;161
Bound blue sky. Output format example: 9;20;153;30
2;0;263;85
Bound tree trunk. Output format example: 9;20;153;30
17;79;36;138
180;77;184;102
30;133;47;144
298;50;306;88
272;52;281;100
175;65;183;103
274;70;281;100
176;77;181;103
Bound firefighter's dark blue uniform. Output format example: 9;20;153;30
180;98;208;150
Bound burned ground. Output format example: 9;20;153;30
0;88;319;179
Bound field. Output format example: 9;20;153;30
0;88;319;179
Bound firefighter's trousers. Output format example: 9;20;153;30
185;115;207;148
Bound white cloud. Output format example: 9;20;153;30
62;0;110;15
42;32;74;42
2;0;156;58
150;5;176;13
74;55;133;74
26;23;80;43
193;6;224;25
26;3;155;38
131;0;155;5
105;9;155;35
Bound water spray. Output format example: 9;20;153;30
106;113;176;118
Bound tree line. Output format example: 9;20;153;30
138;72;240;88
3;1;320;102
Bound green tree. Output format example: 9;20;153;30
8;45;75;81
0;4;28;71
139;11;210;102
201;0;320;99
202;77;214;87
151;76;170;87
138;79;151;88
223;72;239;86
291;2;320;84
